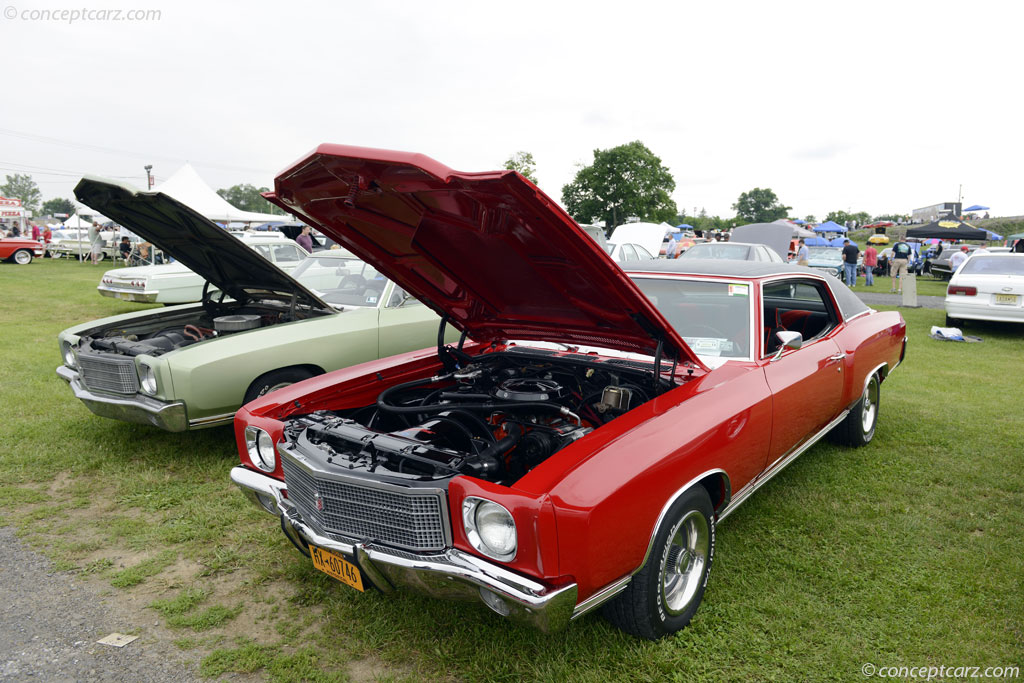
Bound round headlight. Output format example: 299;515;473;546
139;365;158;395
463;498;516;561
63;343;77;369
245;426;277;472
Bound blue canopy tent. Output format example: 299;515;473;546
829;237;848;246
676;223;693;229
964;204;989;212
813;220;848;233
805;237;830;246
985;229;1003;240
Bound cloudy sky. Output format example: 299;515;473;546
2;0;1020;220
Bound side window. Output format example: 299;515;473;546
273;245;302;262
386;285;421;308
620;244;638;262
762;279;838;357
252;244;272;259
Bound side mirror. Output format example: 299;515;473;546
770;331;803;362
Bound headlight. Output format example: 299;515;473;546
462;497;516;561
139;364;158;395
62;342;77;369
245;426;277;472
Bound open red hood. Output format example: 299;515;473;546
268;144;699;365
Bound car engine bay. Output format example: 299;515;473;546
283;349;676;485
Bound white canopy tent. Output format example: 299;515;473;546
151;163;287;223
62;211;111;228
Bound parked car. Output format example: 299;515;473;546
944;253;1024;326
676;241;785;263
606;241;655;264
57;177;447;432
929;244;980;280
0;237;45;264
805;246;844;279
230;146;907;640
97;234;307;304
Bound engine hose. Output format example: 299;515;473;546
376;397;582;426
440;408;497;443
375;372;454;408
475;422;523;462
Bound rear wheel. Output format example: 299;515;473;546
945;313;962;328
243;367;317;404
602;486;714;640
12;249;33;265
830;373;880;446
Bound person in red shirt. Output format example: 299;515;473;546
863;244;878;286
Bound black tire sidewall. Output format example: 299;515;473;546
643;487;715;637
243;367;315;405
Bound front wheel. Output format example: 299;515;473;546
602;486;714;640
830;373;880;446
243;367;317;405
13;249;33;265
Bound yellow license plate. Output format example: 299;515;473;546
310;545;364;591
994;294;1018;305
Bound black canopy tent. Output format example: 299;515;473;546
905;216;988;240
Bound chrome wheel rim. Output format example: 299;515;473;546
14;251;31;264
261;381;293;397
661;509;710;615
861;377;879;434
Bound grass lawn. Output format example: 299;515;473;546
1;258;1022;682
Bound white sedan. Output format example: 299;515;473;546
606;241;656;264
98;235;308;304
944;253;1024;326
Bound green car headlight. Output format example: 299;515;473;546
139;364;158;395
245;426;277;473
62;342;77;369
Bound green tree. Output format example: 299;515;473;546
216;184;285;215
804;214;817;224
502;151;538;184
874;213;909;223
0;174;42;213
826;210;871;226
561;141;677;228
41;197;76;217
731;188;791;223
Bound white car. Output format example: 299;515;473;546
98;234;308;304
944;253;1024;326
677;241;786;263
50;229;117;259
606;241;655;264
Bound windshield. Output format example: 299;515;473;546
292;255;388;307
959;255;1024;276
807;247;842;263
678;243;751;260
631;277;751;359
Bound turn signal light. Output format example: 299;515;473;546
947;285;977;296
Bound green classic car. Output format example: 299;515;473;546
56;177;447;432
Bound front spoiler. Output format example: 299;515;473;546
230;465;578;632
56;365;188;432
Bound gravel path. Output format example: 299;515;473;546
855;291;945;310
0;527;202;683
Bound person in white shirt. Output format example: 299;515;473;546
948;246;970;273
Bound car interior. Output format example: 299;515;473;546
762;280;838;356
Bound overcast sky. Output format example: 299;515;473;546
2;0;1021;220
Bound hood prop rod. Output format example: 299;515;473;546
652;338;664;393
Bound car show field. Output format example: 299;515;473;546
1;257;1021;681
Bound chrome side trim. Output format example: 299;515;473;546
634;468;730;577
570;575;632;620
717;408;850;522
188;412;235;428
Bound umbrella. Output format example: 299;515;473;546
867;234;890;244
905;216;988;241
676;223;693;229
964;204;989;212
793;219;807;225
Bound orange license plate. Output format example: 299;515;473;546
310;545;364;591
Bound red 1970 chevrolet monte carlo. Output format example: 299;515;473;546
231;145;906;640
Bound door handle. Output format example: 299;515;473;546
828;353;846;361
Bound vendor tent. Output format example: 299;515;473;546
905;216;988;240
151;163;287;223
805;237;830;246
62;211;111;228
813;220;847;233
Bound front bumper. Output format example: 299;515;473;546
97;285;159;303
230;465;578;632
56;365;188;431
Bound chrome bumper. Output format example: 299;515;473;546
230;465;578;632
56;365;188;432
97;285;159;303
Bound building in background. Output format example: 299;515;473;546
912;202;962;223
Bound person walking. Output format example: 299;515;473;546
841;239;859;287
890;238;913;293
296;225;314;253
665;234;677;259
796;238;809;266
863;243;878;286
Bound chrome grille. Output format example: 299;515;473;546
281;451;448;553
77;353;139;395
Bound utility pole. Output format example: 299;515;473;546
145;165;154;189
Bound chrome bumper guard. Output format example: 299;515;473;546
56;365;188;432
230;465;578;632
97;285;159;303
